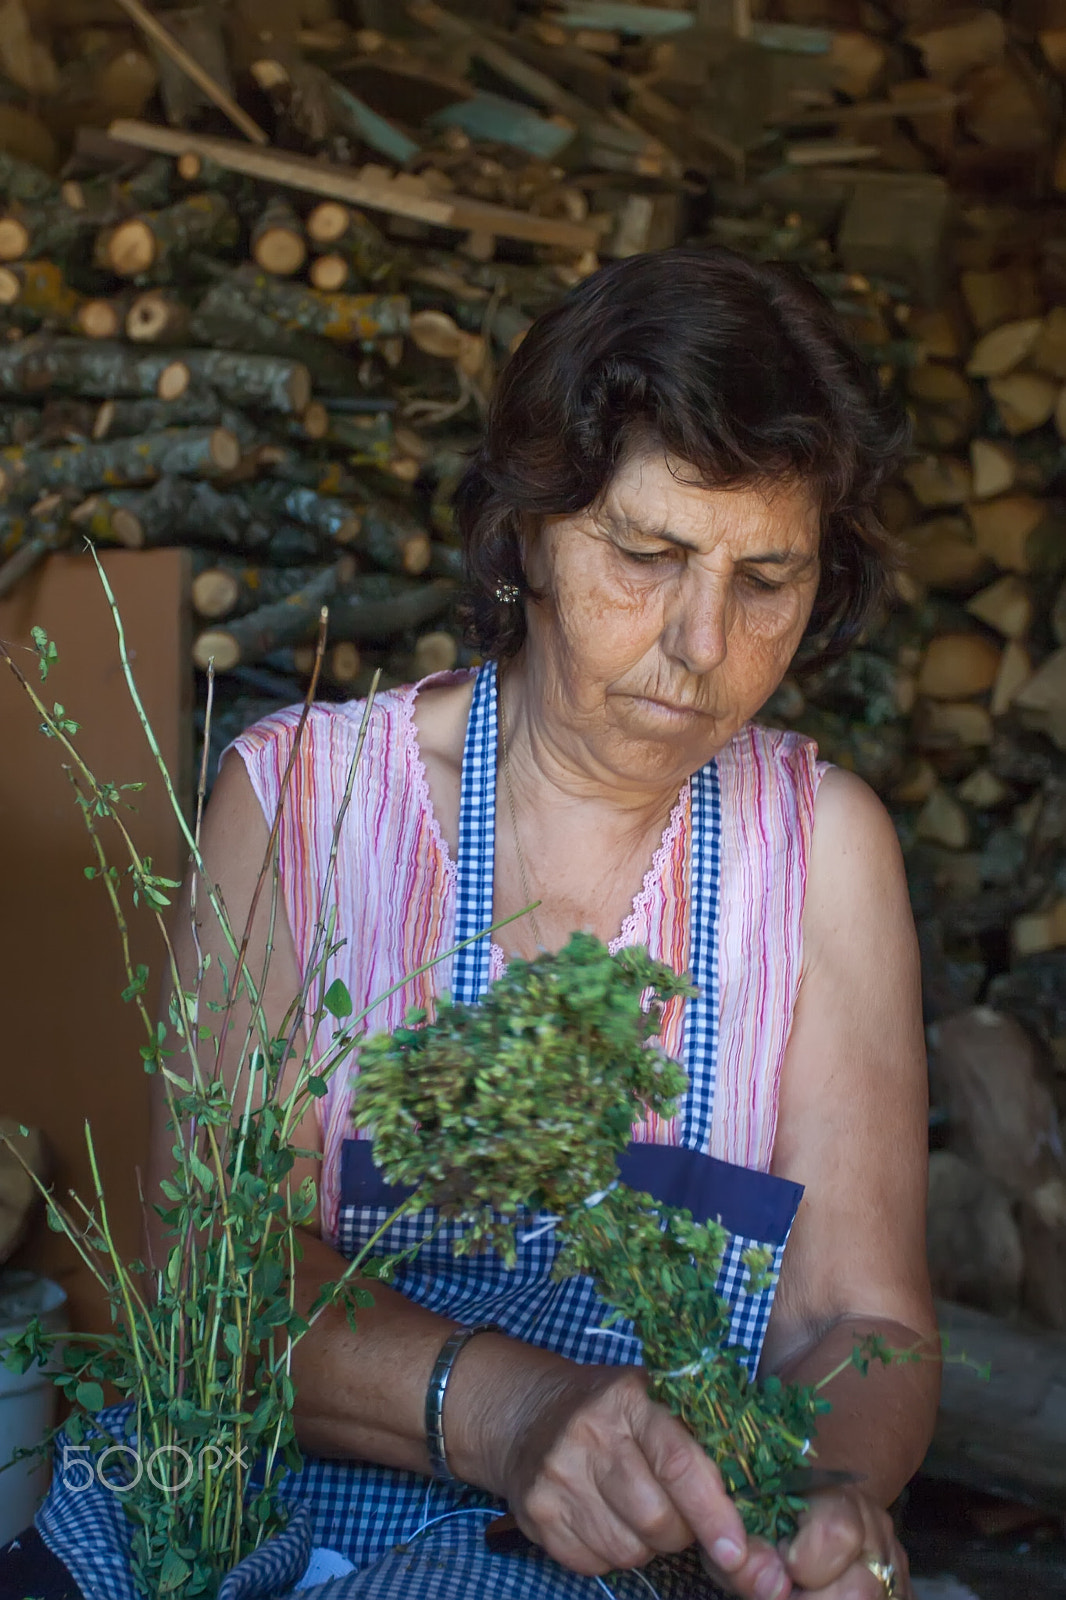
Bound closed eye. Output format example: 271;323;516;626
620;545;682;566
740;570;786;593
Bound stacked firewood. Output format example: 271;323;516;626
3;0;1066;1410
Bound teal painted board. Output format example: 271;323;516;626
555;3;693;35
429;93;576;160
330;82;420;164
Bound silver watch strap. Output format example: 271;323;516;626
424;1322;502;1484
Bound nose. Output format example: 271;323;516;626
662;568;730;677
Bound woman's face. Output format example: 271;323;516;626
522;448;821;786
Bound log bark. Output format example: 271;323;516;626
0;196;91;264
0;151;56;206
192;560;342;620
0;425;240;498
156;349;312;413
0;336;185;399
193;562;341;670
90;392;249;440
104;191;237;278
218;264;409;344
73;480;322;559
245;481;360;545
0;259;83;331
187;277;363;394
325;574;454;643
926;1298;1066;1510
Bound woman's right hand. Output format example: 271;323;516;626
463;1355;792;1599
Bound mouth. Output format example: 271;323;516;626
629;694;708;721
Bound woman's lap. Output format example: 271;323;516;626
0;1527;84;1600
295;1519;719;1600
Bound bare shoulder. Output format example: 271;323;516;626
411;671;475;770
411;673;476;855
803;765;913;969
202;749;274;899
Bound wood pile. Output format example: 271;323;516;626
2;0;1066;1503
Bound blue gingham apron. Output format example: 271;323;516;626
35;662;803;1600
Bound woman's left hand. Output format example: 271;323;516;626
701;1487;911;1599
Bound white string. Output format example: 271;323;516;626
398;1502;664;1600
519;1181;620;1244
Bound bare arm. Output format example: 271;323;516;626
725;767;937;1597
766;767;938;1487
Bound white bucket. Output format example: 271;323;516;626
0;1271;68;1544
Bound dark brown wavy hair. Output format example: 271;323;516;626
454;245;908;663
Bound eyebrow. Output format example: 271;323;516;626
611;515;816;569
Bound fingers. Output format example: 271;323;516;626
785;1490;870;1589
702;1537;794;1600
784;1490;911;1600
635;1400;751;1573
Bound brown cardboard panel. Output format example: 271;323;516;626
0;550;190;1334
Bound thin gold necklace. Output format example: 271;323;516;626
497;681;544;950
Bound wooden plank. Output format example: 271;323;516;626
927;1299;1066;1509
107;119;603;250
0;549;190;1336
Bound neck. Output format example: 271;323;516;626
497;653;686;836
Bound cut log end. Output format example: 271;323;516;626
413;630;458;676
209;428;242;473
0;266;19;305
0;215;30;262
76;299;121;340
288;364;312;415
300;401;329;441
306;201;351;245
309;253;350;293
158;360;191;402
126;290;189;344
108;218;157;278
327;640;362;684
402;531;432;576
192;568;241;620
193;629;240;672
252;227;307;278
177;152;202;181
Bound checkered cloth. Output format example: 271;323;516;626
35;661;792;1600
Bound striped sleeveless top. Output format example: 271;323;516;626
230;669;825;1243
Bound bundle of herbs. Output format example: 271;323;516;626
354;932;929;1544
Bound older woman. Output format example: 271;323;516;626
34;245;935;1600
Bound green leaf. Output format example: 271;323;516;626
323;978;353;1019
75;1380;104;1411
158;1549;191;1593
121;965;149;1003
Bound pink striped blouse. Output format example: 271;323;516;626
230;672;825;1246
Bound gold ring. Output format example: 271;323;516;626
863;1555;900;1598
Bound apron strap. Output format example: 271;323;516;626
451;661;723;1150
680;759;722;1152
453;660;499;1004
